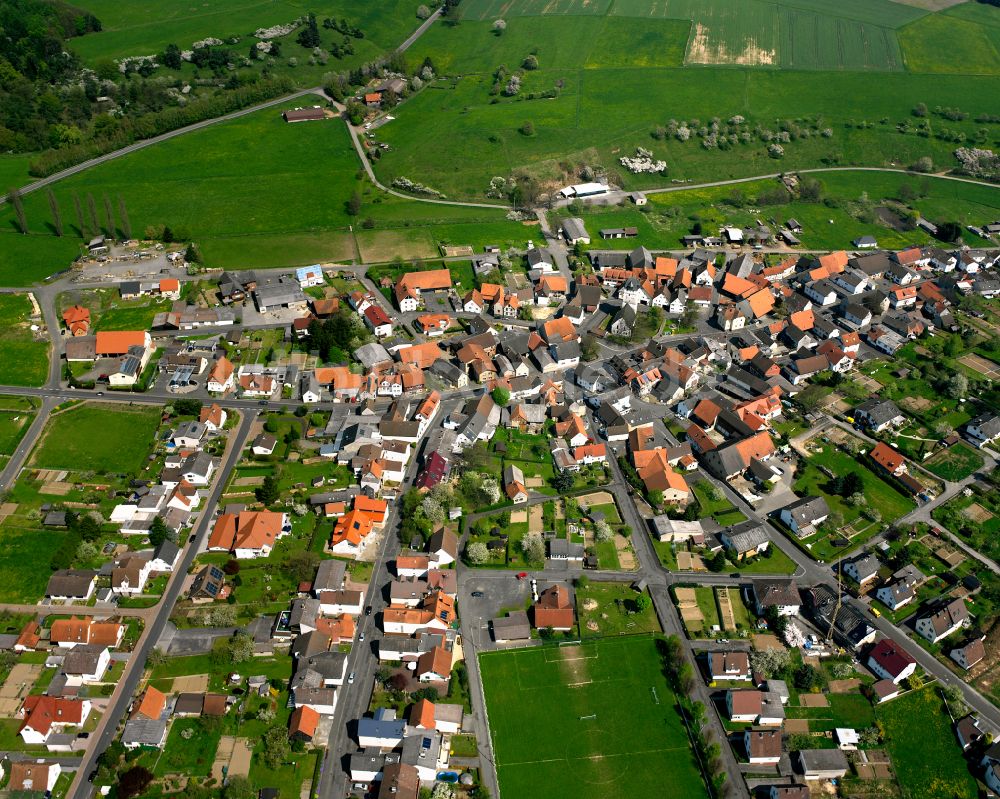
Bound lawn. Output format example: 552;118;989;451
792;441;915;560
31;402;160;473
0;294;49;387
877;686;978;799
785;693;875;732
154;717;222;777
0;528;65;602
736;545;797;575
0;399;37;457
575;582;661;637
923;441;985;482
93;298;172;332
480;636;708;799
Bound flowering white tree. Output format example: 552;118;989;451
480;477;501;505
594;520;613;542
466;542;489;564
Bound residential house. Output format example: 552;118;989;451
915;598;969;643
867;639;916;684
779;496;829;539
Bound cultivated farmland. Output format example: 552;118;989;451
480;636;707;799
379;1;1000;200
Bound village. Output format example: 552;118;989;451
0;200;997;799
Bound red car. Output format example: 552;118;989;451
516;572;528;580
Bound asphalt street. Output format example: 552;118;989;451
68;410;258;799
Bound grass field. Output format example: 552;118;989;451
31;402;160;473
575;582;661;637
480;636;707;799
877;686;978;799
923;441;985;482
0;295;49;387
377;0;1000;201
0;528;65;602
900;12;1000;75
0;102;531;282
70;0;417;72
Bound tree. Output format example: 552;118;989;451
944;333;963;358
416;4;432;18
793;664;821;691
162;43;182;69
86;193;99;236
594;520;613;542
297;14;321;48
522;54;538;70
260;725;290;768
287;550;319;583
491;386;510;406
519;121;534;136
521;531;545;564
492;18;507;34
841;472;863;497
552;470;575;493
185;242;201;263
749;648;790;678
118;195;132;239
162;225;175;243
224;777;256;799
947;373;969;399
47;188;62;236
581;335;600;361
148;516;174;547
347;191;362;216
227;633;255;663
634;593;651;612
707;550;727;573
255;475;280;505
8;188;27;234
174;398;203;416
74;193;86;237
118;766;154;799
647;490;664;508
466;541;489;564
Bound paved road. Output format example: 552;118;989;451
0;395;54;490
314;450;422;799
68;410;257;799
2;89;327;203
397;8;442;51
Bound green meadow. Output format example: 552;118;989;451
0;102;531;283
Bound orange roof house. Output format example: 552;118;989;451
414;314;452;334
207;356;235;389
415;645;452;682
95;330;148;356
289;705;320;741
409;698;436;730
62;305;91;336
721;273;759;299
315;613;355;643
354;495;389;524
818;251;848;274
542;316;577;344
208;511;287;556
397;341;445;370
364;92;381;104
132;686;166;721
789;310;815;331
159;278;180;295
742;289;775;319
534;585;575;630
14;620;40;651
330;509;375;549
199;403;226;429
395;269;453;306
50;617;124;648
870;441;906;477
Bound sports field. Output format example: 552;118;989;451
479;636;707;799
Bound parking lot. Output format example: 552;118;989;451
461;573;533;649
